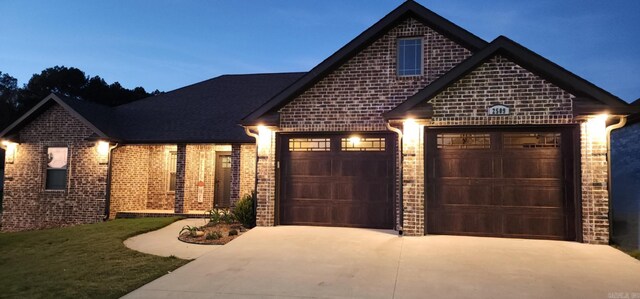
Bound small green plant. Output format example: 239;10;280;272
179;225;201;237
228;229;238;236
207;208;236;225
206;231;223;240
631;250;640;260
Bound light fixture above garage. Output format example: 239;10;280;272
348;136;361;145
1;140;18;164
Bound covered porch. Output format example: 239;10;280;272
108;143;256;219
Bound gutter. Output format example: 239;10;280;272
103;143;119;220
244;127;260;225
386;122;404;235
606;116;627;241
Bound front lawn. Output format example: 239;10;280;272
0;217;189;298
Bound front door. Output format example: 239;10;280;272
214;152;232;208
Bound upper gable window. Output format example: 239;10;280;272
397;38;423;76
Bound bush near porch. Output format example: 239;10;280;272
0;217;189;298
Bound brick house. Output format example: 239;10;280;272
0;1;636;244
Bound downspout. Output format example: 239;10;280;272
605;115;627;241
244;127;260;225
386;122;404;235
103;143;119;220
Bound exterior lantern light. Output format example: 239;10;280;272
257;125;272;156
2;140;17;164
348;136;361;145
586;114;608;144
403;118;420;144
96;140;111;164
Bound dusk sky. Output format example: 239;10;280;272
1;0;638;102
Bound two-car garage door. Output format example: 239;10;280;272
425;128;576;240
279;134;395;229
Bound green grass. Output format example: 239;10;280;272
0;217;189;298
630;250;640;260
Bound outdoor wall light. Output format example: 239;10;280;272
257;125;272;156
586;114;609;144
348;136;361;145
403;119;420;143
96;140;110;164
2;140;18;164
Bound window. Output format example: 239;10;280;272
397;38;423;76
46;147;68;190
437;133;491;149
288;138;330;152
167;151;177;192
504;133;561;149
341;137;386;152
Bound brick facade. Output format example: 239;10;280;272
1;104;107;231
580;120;610;244
239;144;257;199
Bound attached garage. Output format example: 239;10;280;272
425;127;578;240
278;133;395;229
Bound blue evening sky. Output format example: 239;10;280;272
1;0;638;102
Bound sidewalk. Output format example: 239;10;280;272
124;218;219;260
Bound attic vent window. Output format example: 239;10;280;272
397;38;423;76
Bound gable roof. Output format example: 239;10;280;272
241;0;488;125
0;93;114;141
385;36;637;119
112;72;305;143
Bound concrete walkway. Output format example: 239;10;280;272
124;226;640;299
124;218;219;260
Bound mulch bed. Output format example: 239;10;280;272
178;223;248;245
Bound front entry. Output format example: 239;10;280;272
279;133;395;229
214;152;232;208
425;127;577;240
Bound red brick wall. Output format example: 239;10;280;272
239;144;256;200
1;104;107;231
109;145;149;218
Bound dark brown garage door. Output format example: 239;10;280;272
425;128;576;240
279;134;395;228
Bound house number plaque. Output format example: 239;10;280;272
488;104;510;116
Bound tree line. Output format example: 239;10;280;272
0;66;161;131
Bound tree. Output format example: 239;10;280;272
0;72;20;129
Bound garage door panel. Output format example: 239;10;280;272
332;205;392;227
503;213;565;239
334;181;390;202
285;181;332;200
428;208;502;236
280;204;332;226
433;157;494;178
502;158;563;179
500;186;564;208
287;159;332;176
335;159;389;177
433;181;495;206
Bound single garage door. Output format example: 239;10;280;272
425;128;576;240
279;134;395;228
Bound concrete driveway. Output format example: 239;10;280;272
124;226;640;299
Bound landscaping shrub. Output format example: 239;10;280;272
179;225;201;237
205;231;223;240
233;192;255;228
207;208;235;225
228;229;238;236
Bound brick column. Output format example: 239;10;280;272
230;144;241;206
174;144;186;214
580;121;610;244
256;130;276;226
402;123;425;236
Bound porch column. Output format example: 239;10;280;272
230;144;241;206
174;144;186;213
401;120;426;236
